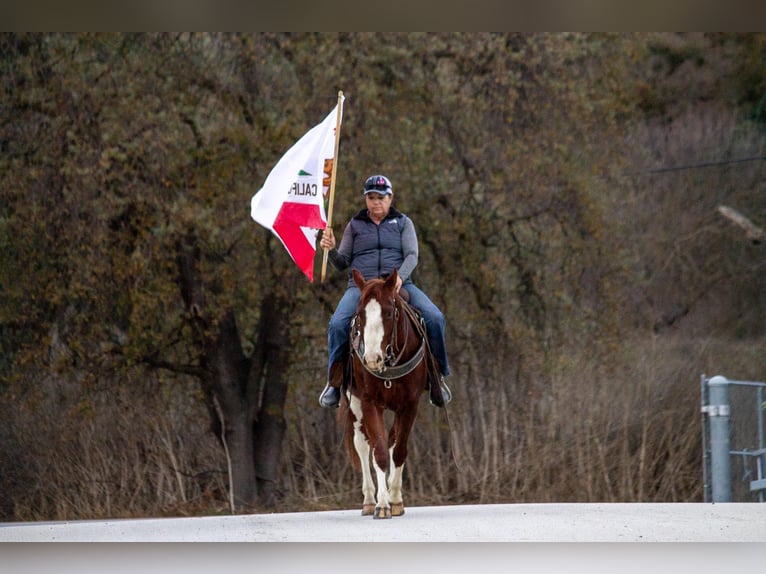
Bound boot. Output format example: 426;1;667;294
319;384;340;408
318;361;344;409
428;374;452;407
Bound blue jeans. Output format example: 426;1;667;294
327;282;450;379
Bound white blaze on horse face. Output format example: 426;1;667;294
363;298;385;371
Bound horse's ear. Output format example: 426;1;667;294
352;269;366;290
385;268;399;291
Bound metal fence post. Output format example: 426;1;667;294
707;375;732;502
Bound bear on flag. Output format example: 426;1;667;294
250;96;344;282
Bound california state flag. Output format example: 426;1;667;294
251;97;344;281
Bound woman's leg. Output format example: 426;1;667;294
320;287;361;408
404;283;450;376
327;287;361;371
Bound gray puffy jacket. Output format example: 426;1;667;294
328;207;418;287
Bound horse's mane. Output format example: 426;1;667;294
359;277;389;302
358;275;410;308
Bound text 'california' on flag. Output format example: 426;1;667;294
250;96;344;282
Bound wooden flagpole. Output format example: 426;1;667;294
321;90;344;283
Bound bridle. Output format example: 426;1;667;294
352;294;426;383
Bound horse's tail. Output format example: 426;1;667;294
337;392;361;470
337;359;361;470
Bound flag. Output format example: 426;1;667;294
250;97;344;281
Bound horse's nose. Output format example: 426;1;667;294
365;349;385;372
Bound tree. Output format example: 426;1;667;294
0;32;321;512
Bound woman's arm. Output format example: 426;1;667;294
327;221;352;271
398;216;419;282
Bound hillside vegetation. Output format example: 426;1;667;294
1;33;765;519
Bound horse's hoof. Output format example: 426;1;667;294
373;507;392;519
361;504;375;516
391;503;405;517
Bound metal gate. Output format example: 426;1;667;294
701;375;766;502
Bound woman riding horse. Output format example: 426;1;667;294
318;174;451;409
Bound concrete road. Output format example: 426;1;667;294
1;502;764;542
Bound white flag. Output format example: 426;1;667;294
251;96;344;281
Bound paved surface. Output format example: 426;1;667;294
1;503;764;542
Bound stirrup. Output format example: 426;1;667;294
439;376;452;404
428;375;452;407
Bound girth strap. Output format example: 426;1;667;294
354;337;426;380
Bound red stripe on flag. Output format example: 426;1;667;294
272;201;326;282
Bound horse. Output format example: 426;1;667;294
339;268;434;519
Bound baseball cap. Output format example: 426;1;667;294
363;175;392;195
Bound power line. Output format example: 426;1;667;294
625;155;765;176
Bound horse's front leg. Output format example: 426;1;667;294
365;407;392;519
354;429;376;515
350;396;376;515
387;446;405;517
372;452;391;519
387;407;417;517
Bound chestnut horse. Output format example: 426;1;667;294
339;268;431;519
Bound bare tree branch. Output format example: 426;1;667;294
718;205;765;245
